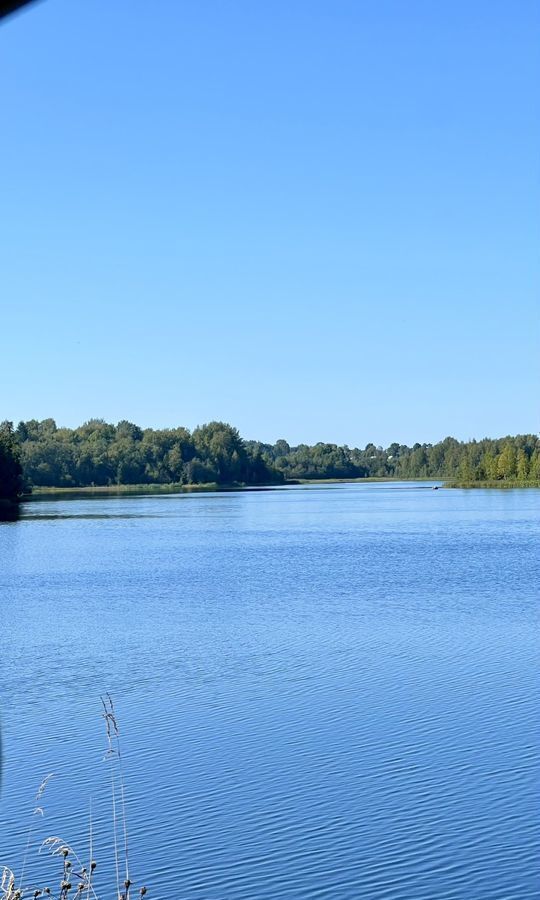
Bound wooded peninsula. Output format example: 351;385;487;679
1;418;539;501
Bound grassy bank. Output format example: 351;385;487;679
30;482;227;497
299;476;540;489
29;476;438;497
446;479;540;489
26;477;540;498
295;476;438;484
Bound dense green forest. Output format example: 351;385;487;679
12;419;279;489
1;418;539;492
247;433;540;484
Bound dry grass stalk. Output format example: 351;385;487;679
1;701;146;900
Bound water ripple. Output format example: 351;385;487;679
1;484;539;899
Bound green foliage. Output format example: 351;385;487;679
497;442;517;479
12;419;540;489
0;420;24;500
17;419;281;488
249;432;540;485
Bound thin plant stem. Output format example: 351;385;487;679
101;697;121;900
86;799;93;900
106;694;130;897
19;773;54;890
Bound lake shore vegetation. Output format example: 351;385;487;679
2;419;538;493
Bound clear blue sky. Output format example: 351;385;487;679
1;0;538;447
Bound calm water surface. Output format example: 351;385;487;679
0;483;538;898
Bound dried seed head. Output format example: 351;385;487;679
140;889;147;897
62;849;69;858
124;880;131;889
90;862;97;872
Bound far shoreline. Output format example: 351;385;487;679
25;477;434;500
23;476;540;500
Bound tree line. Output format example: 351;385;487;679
0;418;539;499
13;419;279;491
246;433;540;484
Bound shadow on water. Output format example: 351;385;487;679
0;500;20;522
20;512;163;520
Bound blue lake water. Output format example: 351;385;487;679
0;482;538;899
